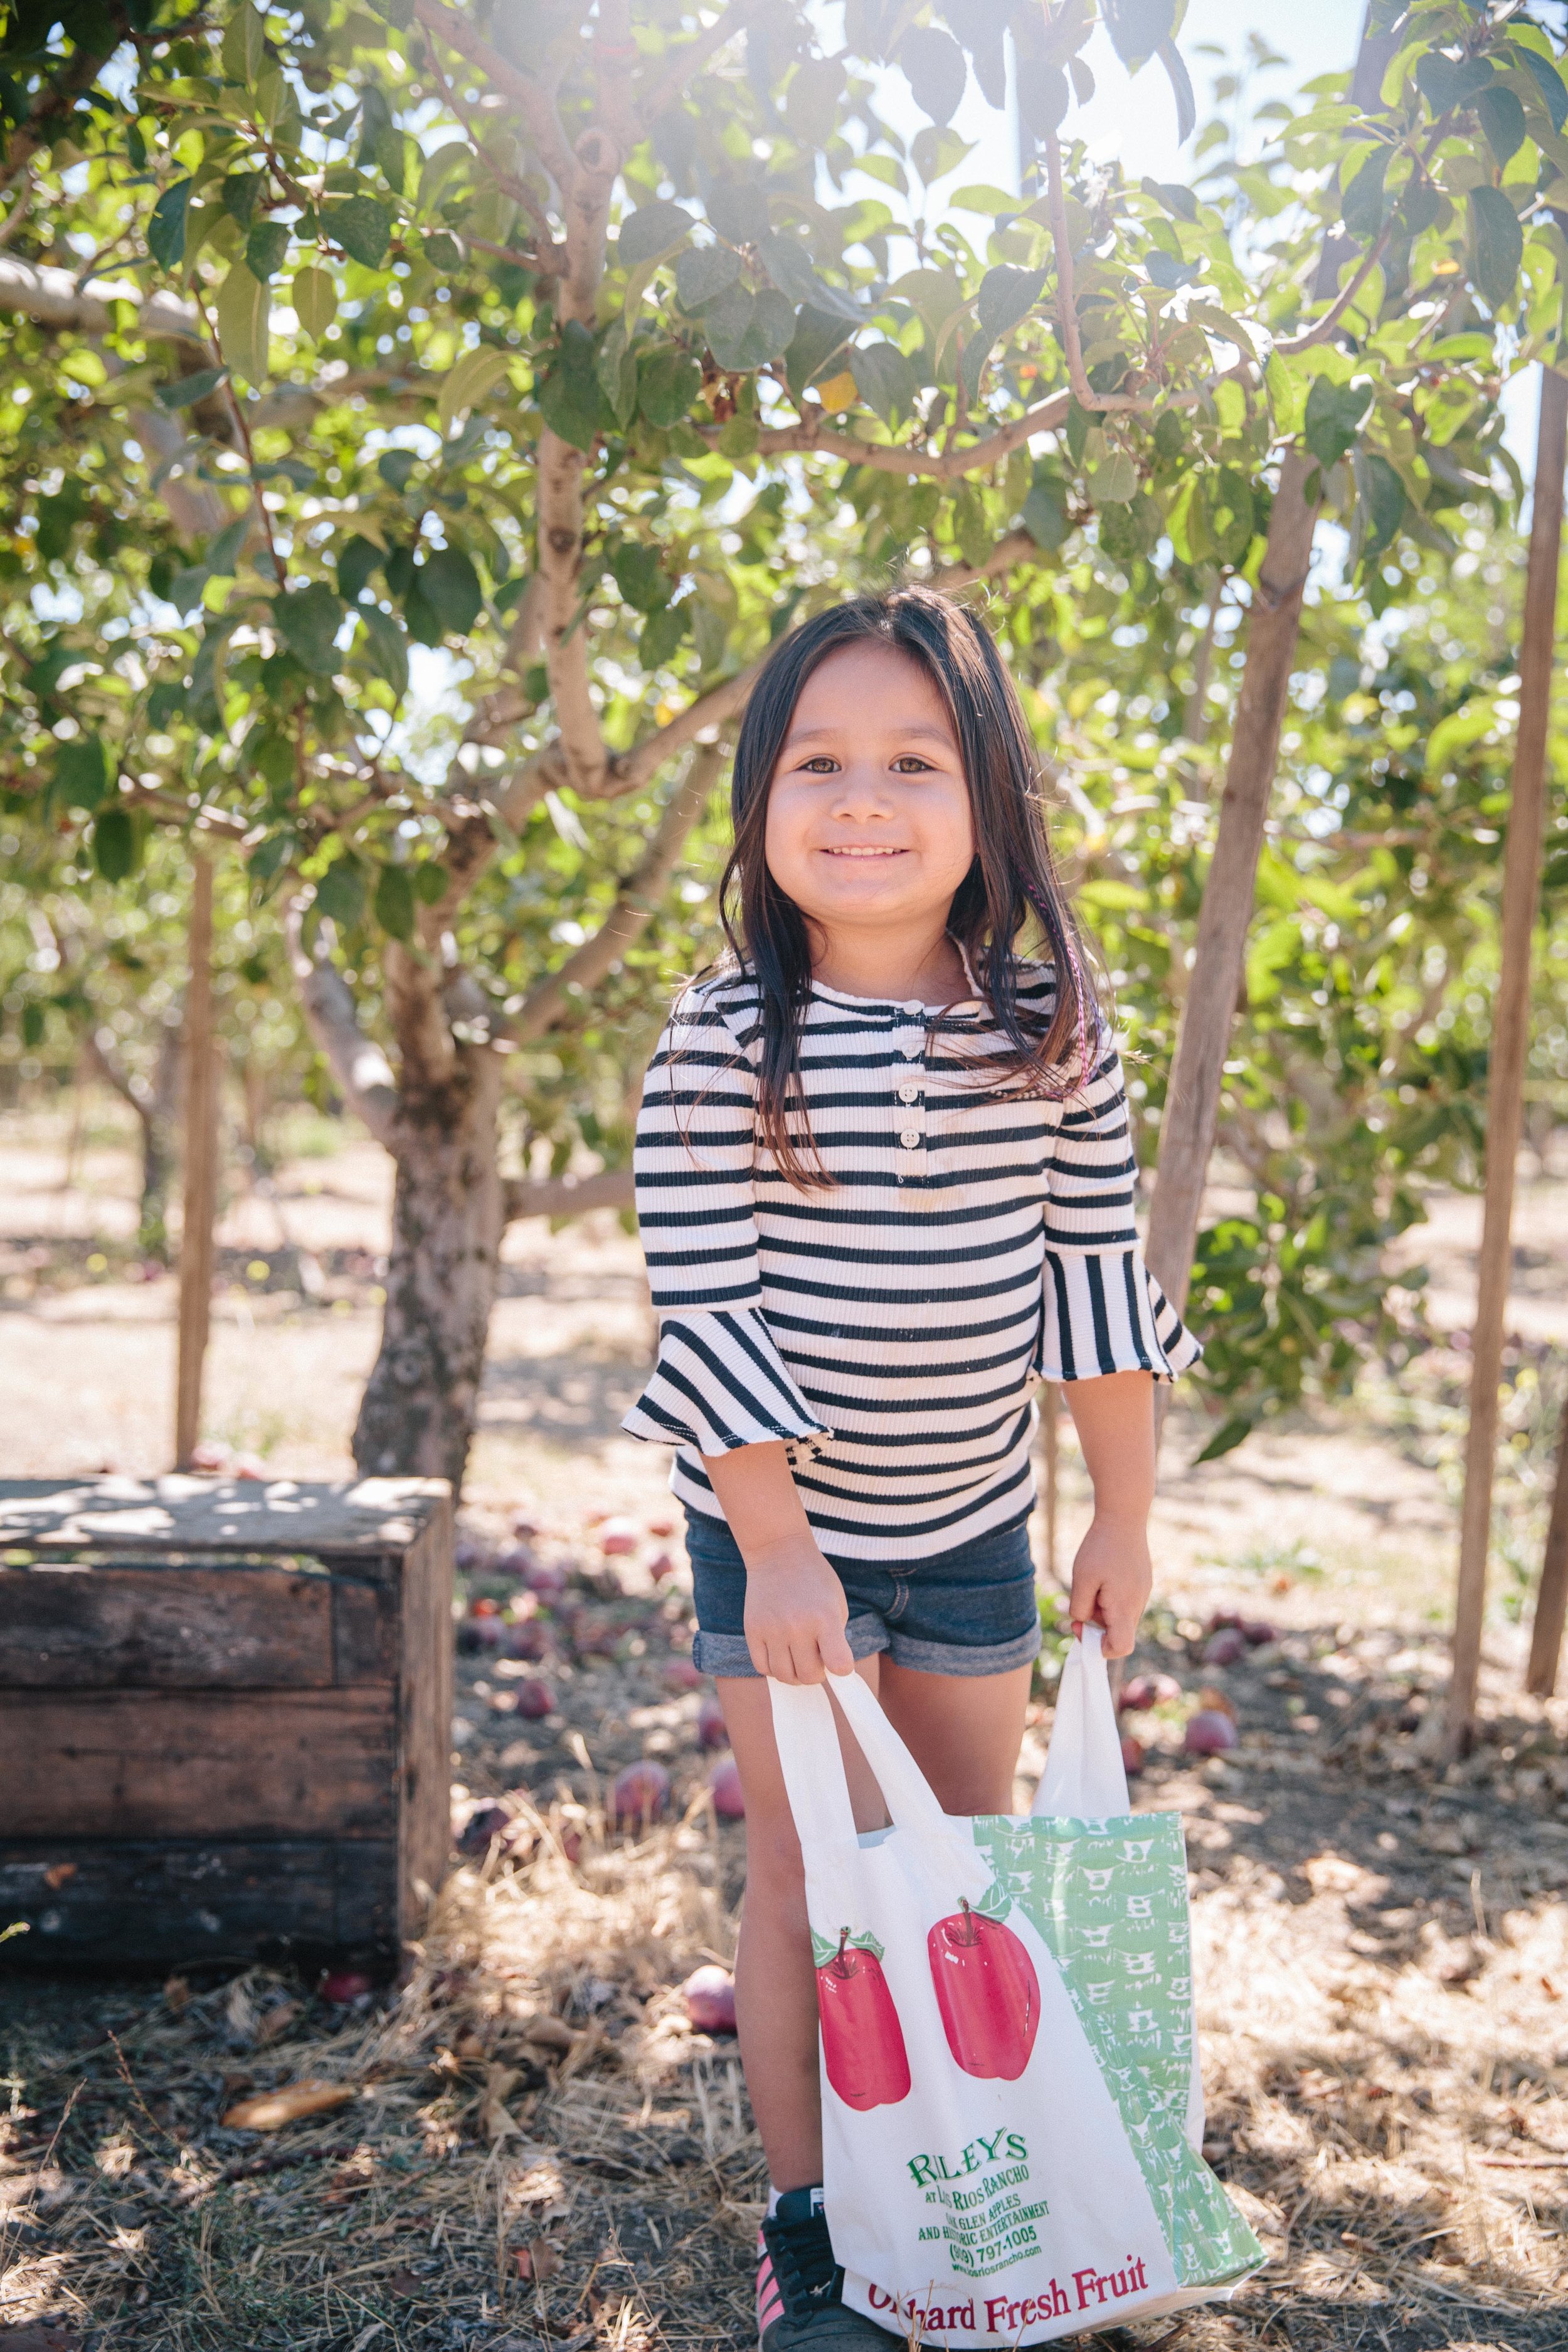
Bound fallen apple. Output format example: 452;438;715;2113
599;1516;639;1555
1205;1609;1246;1633
1185;1709;1239;1756
710;1757;745;1819
610;1761;670;1826
1120;1734;1146;1776
1119;1671;1182;1712
526;1560;569;1600
458;1803;511;1857
1202;1629;1247;1668
507;1620;551;1663
697;1694;728;1751
514;1679;555;1720
683;1964;737;2034
664;1659;702;1692
647;1549;675;1582
1242;1619;1278;1647
319;1968;374;2005
648;1515;675;1537
496;1544;535;1578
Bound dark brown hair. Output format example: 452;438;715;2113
715;586;1096;1187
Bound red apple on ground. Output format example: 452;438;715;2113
697;1695;728;1750
710;1757;744;1819
1120;1672;1182;1712
1242;1619;1278;1647
647;1550;675;1583
319;1968;374;2005
1202;1630;1247;1667
515;1680;555;1719
526;1560;569;1600
1185;1710;1239;1756
683;1964;737;2033
815;1929;910;2109
664;1660;702;1692
470;1596;502;1618
610;1761;670;1825
600;1517;638;1555
927;1902;1040;2080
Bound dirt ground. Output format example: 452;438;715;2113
1;1098;1565;2352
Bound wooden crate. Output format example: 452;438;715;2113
0;1475;452;1971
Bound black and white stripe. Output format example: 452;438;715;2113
622;961;1200;1560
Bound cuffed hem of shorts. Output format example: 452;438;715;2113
883;1621;1043;1677
692;1612;890;1681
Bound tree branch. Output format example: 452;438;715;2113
502;1166;634;1222
0;38;110;195
743;389;1073;477
383;939;458;1097
509;743;722;1045
930;527;1039;591
537;428;611;794
412;0;576;194
608;658;763;798
635;0;766;126
0;255;200;339
284;901;400;1146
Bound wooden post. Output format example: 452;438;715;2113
174;852;218;1471
1445;365;1568;1754
1526;1390;1568;1698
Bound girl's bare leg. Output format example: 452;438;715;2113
717;1657;1034;2191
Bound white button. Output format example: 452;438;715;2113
900;1128;921;1150
903;1000;923;1015
900;1042;921;1059
898;1084;919;1104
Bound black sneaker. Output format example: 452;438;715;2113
757;2188;897;2352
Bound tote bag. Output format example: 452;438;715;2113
769;1629;1262;2346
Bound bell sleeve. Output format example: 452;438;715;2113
1039;1033;1202;1384
621;984;832;1458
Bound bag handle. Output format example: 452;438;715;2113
1032;1624;1130;1818
768;1670;950;1848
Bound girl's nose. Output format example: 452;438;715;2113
828;764;894;818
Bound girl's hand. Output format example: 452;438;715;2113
1068;1512;1153;1660
743;1533;855;1684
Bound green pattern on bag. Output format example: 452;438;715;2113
973;1813;1261;2290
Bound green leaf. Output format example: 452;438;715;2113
756;229;861;322
539;318;603;450
1101;0;1177;67
419;546;483;634
413;861;449;906
215;260;270;384
374;862;416;941
223;171;265;229
1142;176;1199;222
1088;448;1137;503
973;1881;1012;1922
331;193;393;267
221;0;267;83
21;1001;43;1048
1476;85;1526;166
157;364;228;410
810;1926;885;1968
1022;478;1068;551
610;541;669;613
1521;48;1568;134
438;344;511;435
1340;146;1389;241
1469;184;1523;307
640;601;690;669
975;263;1047;345
337;534;382;603
850;339;916;423
1191;1412;1252;1466
1415;52;1493;115
92;804;138;882
245;218;290;282
292;265;337;339
357;603;409;697
204;514;251;578
1145;249;1200;290
1360;451;1406;558
55;735;114;810
379;449;419;492
676;243;742;311
617;201;692;268
705;182;769;245
314;857;366;926
702;285;796;371
276;582;345;672
596;322;638;427
898;24;966;124
784;304;856;403
1303;373;1372;469
249;830;294;881
147;178;193;270
1017;60;1068;137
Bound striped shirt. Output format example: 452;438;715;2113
622;959;1199;1560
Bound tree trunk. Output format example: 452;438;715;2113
1145;5;1397;1324
175;856;218;1471
351;1042;506;1496
1526;1389;1568;1699
1445;364;1568;1754
137;1020;183;1259
1145;448;1320;1313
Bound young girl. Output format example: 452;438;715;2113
622;588;1199;2352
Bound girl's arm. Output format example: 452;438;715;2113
1062;1368;1155;1658
701;1441;855;1685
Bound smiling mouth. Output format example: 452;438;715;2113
821;845;905;857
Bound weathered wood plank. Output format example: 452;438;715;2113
0;1475;450;1557
0;1839;397;1965
0;1564;373;1688
396;1500;455;1941
0;1690;397;1839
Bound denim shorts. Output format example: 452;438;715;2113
682;1507;1042;1681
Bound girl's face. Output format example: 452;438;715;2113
763;642;976;941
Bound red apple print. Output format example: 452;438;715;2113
927;1899;1039;2080
815;1927;911;2112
